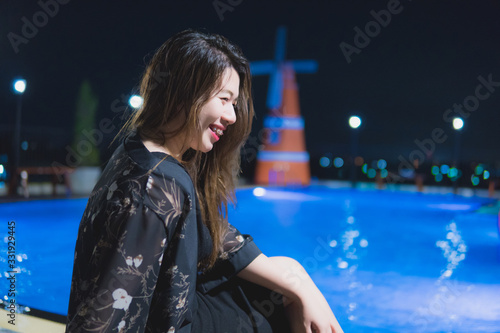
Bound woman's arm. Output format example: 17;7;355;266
238;254;343;333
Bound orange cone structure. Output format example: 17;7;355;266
250;26;317;186
255;66;310;185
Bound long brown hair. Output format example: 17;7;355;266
120;30;254;269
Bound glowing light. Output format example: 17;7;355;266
440;164;449;174
128;95;143;109
431;166;440;176
329;240;338;247
443;269;453;277
354;156;364;166
429;203;473;211
349;116;361;129
319;156;331;168
448;167;458;178
471;176;480;186
252;187;266;197
380;169;388;178
367;168;376;178
333;157;344;168
0;165;4;174
359;239;368;247
435;173;443;182
21;141;28;151
361;164;368;174
483;170;490;180
13;79;26;94
338;261;348;269
377;159;387;169
475;165;484;175
452;117;464;130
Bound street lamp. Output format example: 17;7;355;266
14;79;26;94
349;115;362;187
452;117;463;194
349;116;362;129
128;95;143;109
453;117;464;131
9;78;27;196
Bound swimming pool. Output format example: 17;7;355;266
1;186;499;332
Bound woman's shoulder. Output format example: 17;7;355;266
122;131;195;192
148;153;195;195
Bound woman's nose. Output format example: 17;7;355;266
222;104;237;125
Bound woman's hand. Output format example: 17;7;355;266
271;257;343;333
283;287;343;333
238;254;343;333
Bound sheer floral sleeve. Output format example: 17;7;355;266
220;223;254;259
197;222;262;294
66;167;199;332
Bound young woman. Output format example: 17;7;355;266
66;30;343;333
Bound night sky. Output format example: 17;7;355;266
2;0;500;176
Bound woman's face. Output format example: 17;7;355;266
191;67;239;153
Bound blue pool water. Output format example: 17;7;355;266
1;186;499;332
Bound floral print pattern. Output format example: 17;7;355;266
66;132;261;333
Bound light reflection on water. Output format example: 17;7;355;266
238;186;500;332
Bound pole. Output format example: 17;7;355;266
9;94;22;196
452;129;461;194
350;128;358;188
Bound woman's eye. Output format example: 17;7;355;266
221;97;229;102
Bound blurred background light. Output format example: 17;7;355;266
349;116;361;129
13;79;26;94
333;157;344;168
453;117;464;130
128;95;144;109
252;187;266;197
319;156;331;168
440;164;450;174
377;159;387;169
367;168;376;179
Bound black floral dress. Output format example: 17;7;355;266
66;131;288;333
